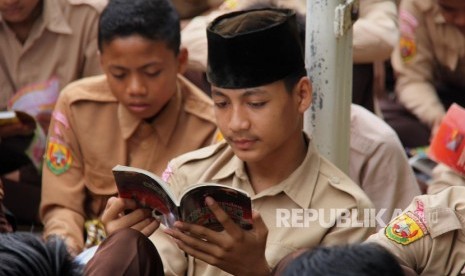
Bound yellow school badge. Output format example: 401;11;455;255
45;141;72;175
400;36;416;63
385;211;427;245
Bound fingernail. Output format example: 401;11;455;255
205;196;214;206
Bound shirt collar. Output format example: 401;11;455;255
44;0;72;34
208;133;320;209
119;82;182;146
433;6;446;25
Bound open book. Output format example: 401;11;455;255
112;165;253;231
0;110;35;126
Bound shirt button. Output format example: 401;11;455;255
330;176;340;184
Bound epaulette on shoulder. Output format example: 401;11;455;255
61;75;116;104
67;0;108;12
172;141;228;168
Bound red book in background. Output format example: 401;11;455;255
428;103;465;176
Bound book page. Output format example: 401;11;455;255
179;183;253;231
112;165;180;228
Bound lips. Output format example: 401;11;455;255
127;103;150;113
230;137;257;150
2;3;21;12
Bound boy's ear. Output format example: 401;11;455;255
177;47;189;75
296;76;312;113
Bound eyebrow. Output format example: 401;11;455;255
211;88;268;98
108;62;161;70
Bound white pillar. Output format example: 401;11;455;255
304;0;358;173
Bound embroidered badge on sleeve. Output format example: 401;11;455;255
399;9;418;62
400;37;417;63
385;211;428;245
45;140;73;175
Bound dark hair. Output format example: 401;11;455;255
280;243;405;276
98;0;181;55
0;233;83;276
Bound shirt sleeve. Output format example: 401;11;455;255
358;131;421;228
353;0;399;63
39;91;87;254
392;1;445;127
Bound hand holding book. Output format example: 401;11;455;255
112;165;253;231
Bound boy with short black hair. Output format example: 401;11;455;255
40;0;218;255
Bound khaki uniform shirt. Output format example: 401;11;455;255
0;0;106;110
150;138;375;276
392;0;465;128
353;0;398;63
40;75;218;253
427;164;465;194
181;0;397;70
367;186;465;275
350;104;420;228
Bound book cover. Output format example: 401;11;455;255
112;165;253;231
0;110;35;126
428;103;465;176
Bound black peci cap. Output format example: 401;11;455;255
206;8;306;89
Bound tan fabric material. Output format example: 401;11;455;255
428;164;465;194
40;74;218;253
353;0;398;63
350;104;421;229
0;0;106;110
367;186;465;275
392;0;465;127
181;0;398;69
149;138;375;276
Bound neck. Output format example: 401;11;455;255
247;133;308;194
7;1;43;44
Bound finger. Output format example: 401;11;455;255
251;210;268;238
140;220;160;237
105;208;152;235
171;237;221;266
119;208;153;227
165;227;221;258
102;197;135;222
101;197;124;222
132;216;159;237
172;221;212;242
205;196;242;239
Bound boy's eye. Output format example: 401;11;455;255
214;101;228;108
146;70;161;77
111;72;125;79
248;101;266;108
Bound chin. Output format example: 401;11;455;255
233;150;263;163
